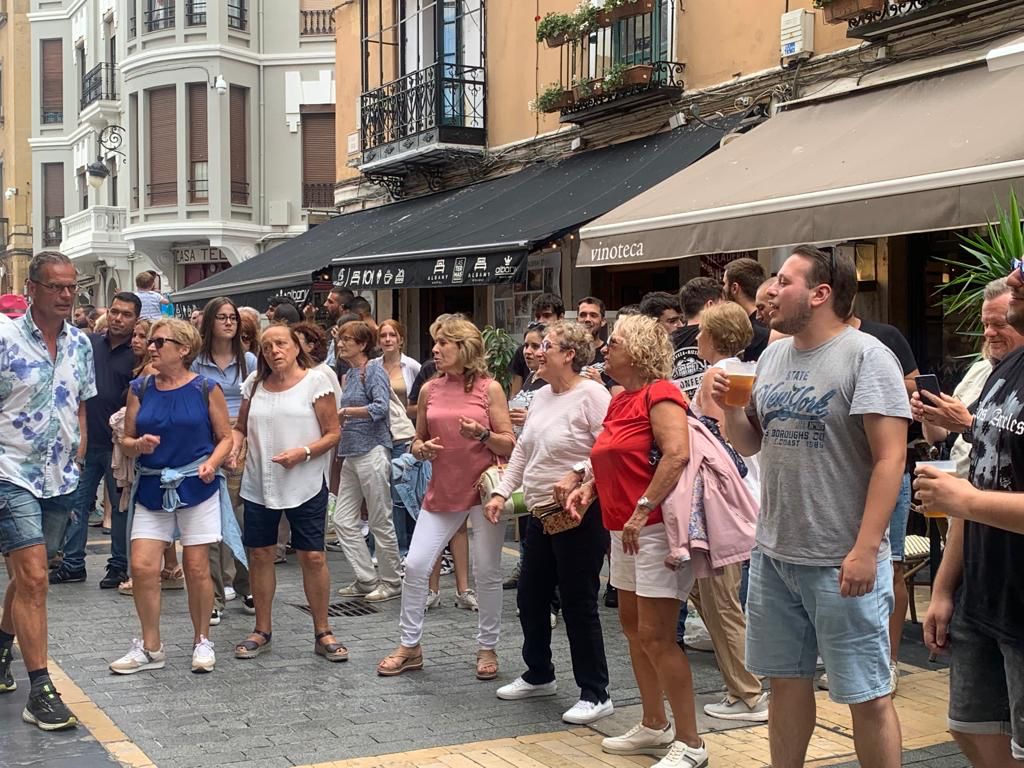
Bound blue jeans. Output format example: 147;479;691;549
62;447;123;573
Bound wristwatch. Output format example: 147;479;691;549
636;496;654;511
477;429;491;443
572;461;588;480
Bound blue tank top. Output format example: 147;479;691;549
131;374;219;511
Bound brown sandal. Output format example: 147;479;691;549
377;646;423;677
314;630;349;663
476;648;498;681
234;630;272;659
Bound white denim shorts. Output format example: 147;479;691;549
131;493;221;547
610;522;695;601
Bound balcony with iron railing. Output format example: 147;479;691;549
820;0;1020;39
301;8;334;36
144;4;175;33
147;181;177;206
231;181;250;205
303;182;335;209
81;63;118;111
542;0;684;125
43;216;62;247
359;62;486;171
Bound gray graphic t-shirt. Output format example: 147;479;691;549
748;327;911;566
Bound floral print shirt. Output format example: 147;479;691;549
0;309;97;498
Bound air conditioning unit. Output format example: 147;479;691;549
781;9;814;64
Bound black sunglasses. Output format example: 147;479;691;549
148;337;184;349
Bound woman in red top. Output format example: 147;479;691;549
567;314;707;768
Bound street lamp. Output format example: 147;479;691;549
86;124;127;190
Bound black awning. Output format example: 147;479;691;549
172;285;313;319
172;120;732;302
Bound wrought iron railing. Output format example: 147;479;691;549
147;181;177;206
228;0;248;31
41;109;63;125
43;217;62;247
81;63;117;111
188;178;209;202
303;183;335;209
144;4;175;33
186;0;207;26
844;0;1010;32
360;62;485;153
231;180;250;205
300;8;334;36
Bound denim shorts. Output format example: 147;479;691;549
888;473;911;562
948;608;1024;759
0;480;74;557
243;483;327;552
745;548;895;705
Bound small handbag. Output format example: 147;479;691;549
531;500;585;536
388;388;416;443
477;464;529;519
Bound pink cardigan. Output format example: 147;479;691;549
661;416;759;579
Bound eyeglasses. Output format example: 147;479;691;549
214;314;238;324
338;335;357;344
148;337;184;349
31;280;76;295
540;339;567;352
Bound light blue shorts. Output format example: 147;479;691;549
745;548;894;705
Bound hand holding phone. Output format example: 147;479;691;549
915;374;941;400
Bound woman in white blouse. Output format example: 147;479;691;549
229;324;345;662
484;321;614;726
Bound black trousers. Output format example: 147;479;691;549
518;503;610;703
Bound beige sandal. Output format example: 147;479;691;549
160;565;185;590
377;646;423;677
117;578;133;596
476;648;498;681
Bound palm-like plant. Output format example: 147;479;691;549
936;189;1024;334
482;325;518;396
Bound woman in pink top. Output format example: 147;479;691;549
377;316;515;681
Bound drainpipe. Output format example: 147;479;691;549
258;0;266;252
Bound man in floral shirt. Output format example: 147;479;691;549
0;252;96;731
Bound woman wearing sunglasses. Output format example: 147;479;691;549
111;318;237;676
485;321;614;725
193;298;258;622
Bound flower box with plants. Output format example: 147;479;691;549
813;0;884;24
603;62;654;91
536;2;602;46
597;0;655;26
572;76;604;102
529;84;574;114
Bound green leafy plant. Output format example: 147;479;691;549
535;12;576;44
603;62;628;90
573;1;601;35
602;0;630;9
935;189;1024;333
482;325;518;396
529;84;570;113
572;75;595;99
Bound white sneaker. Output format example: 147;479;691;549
550;611;558;629
365;583;402;602
209;609;222;626
602;722;676;756
224;586;237;602
191;636;216;674
496;676;557;700
703;692;769;722
109;639;166;675
817;671;829;690
455;589;479;611
337;580;376;597
890;661;899;696
652;740;709;768
563;698;614;724
426;590;442;610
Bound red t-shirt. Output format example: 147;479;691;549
591;380;688;531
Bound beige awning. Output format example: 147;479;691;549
578;63;1024;267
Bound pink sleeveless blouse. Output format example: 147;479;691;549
422;373;494;512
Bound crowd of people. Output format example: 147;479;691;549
0;248;1021;768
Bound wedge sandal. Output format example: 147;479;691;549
476;648;498;681
314;630;349;663
377;647;423;677
234;630;272;659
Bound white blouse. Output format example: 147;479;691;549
240;368;334;509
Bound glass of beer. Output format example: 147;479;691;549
915;460;957;518
722;360;757;408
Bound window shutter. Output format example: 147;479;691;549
188;83;208;201
41;40;63;122
230;86;249;204
42;163;64;245
148;87;177;206
301;112;336;207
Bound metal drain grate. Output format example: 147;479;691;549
293;600;380;618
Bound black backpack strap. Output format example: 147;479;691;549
138;374;152;405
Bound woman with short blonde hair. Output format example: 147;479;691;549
698;303;753;361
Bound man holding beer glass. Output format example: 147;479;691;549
711;245;910;768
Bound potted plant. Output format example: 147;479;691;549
482;326;518;396
529;83;574;114
572;75;603;101
813;0;884;24
574;1;601;36
536;11;577;47
598;0;655;25
936;190;1024;335
604;61;653;90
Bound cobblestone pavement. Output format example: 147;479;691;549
2;526;967;768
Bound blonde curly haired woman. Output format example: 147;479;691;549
377;316;515;680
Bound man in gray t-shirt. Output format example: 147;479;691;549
714;246;909;768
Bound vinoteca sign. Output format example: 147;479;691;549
588;242;645;263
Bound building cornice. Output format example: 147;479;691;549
27;0;88;23
123;220;280;241
121;44;335;80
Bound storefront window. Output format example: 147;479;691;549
494;250;561;335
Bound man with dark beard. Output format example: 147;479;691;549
712;245;909;768
912;264;1024;768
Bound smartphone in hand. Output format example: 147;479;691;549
915;374;941;399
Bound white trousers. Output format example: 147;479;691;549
399;505;505;649
332;445;402;588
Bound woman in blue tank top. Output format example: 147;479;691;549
109;318;233;677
